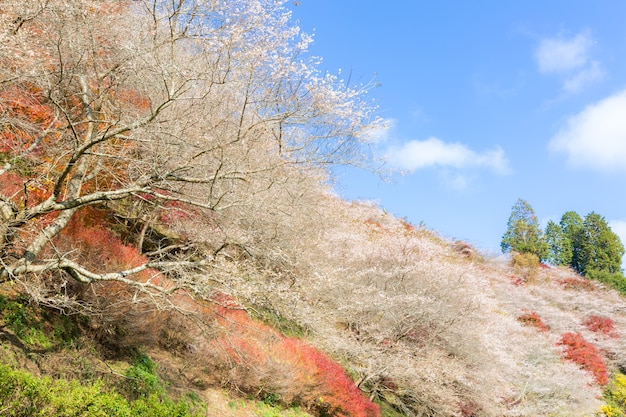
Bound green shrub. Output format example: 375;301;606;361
600;372;626;416
0;364;203;417
125;351;162;399
586;270;626;296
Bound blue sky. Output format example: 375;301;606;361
289;1;626;261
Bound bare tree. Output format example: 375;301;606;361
0;0;379;291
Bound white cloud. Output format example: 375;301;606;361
562;60;603;93
535;31;603;93
387;137;511;174
549;89;626;172
535;32;593;74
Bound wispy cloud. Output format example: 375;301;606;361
535;32;593;73
549;89;626;173
534;31;603;93
386;137;511;175
562;61;603;93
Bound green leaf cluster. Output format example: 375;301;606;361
502;200;624;276
0;364;203;417
501;199;549;261
600;372;626;417
545;211;624;275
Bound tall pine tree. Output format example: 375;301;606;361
545;220;572;266
580;212;625;275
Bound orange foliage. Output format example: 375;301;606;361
0;171;25;199
274;337;380;417
53;207;157;281
202;291;379;416
584;315;618;338
557;332;608;385
0;86;58;154
517;310;550;332
114;89;151;113
557;277;596;291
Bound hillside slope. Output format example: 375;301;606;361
2;1;626;416
2;196;626;416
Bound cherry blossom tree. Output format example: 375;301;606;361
0;0;379;291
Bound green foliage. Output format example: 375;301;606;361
0;293;88;350
375;400;405;417
544;210;624;276
0;363;203;417
600;373;626;417
559;211;584;272
0;293;52;349
585;270;626;296
249;304;308;338
501;199;549;260
255;401;311;417
124;351;163;399
544;220;572;266
580;212;625;275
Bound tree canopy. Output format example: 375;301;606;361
545;220;572;267
580;212;625;275
559;211;585;273
501;198;549;260
0;0;380;298
543;210;624;275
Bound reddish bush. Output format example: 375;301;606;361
517;311;550;332
557;277;596;291
52;207;158;282
584;315;618;338
459;399;482;417
557;332;608;385
203;291;380;417
275;338;380;417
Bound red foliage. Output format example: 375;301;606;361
0;171;25;199
0;86;58;156
557;332;608;385
203;290;379;417
53;207;157;282
459;399;482;417
557;277;596;291
275;338;380;417
115;88;151;113
400;219;415;233
509;275;524;286
517;311;550;332
584;315;618;338
364;219;384;230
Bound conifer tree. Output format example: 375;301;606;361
545;220;572;266
560;211;584;273
580;212;624;275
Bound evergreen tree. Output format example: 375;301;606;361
501;199;549;260
545;220;572;266
580;212;625;275
560;211;584;273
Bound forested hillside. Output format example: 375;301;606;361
2;1;626;416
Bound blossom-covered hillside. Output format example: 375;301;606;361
2;1;626;416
